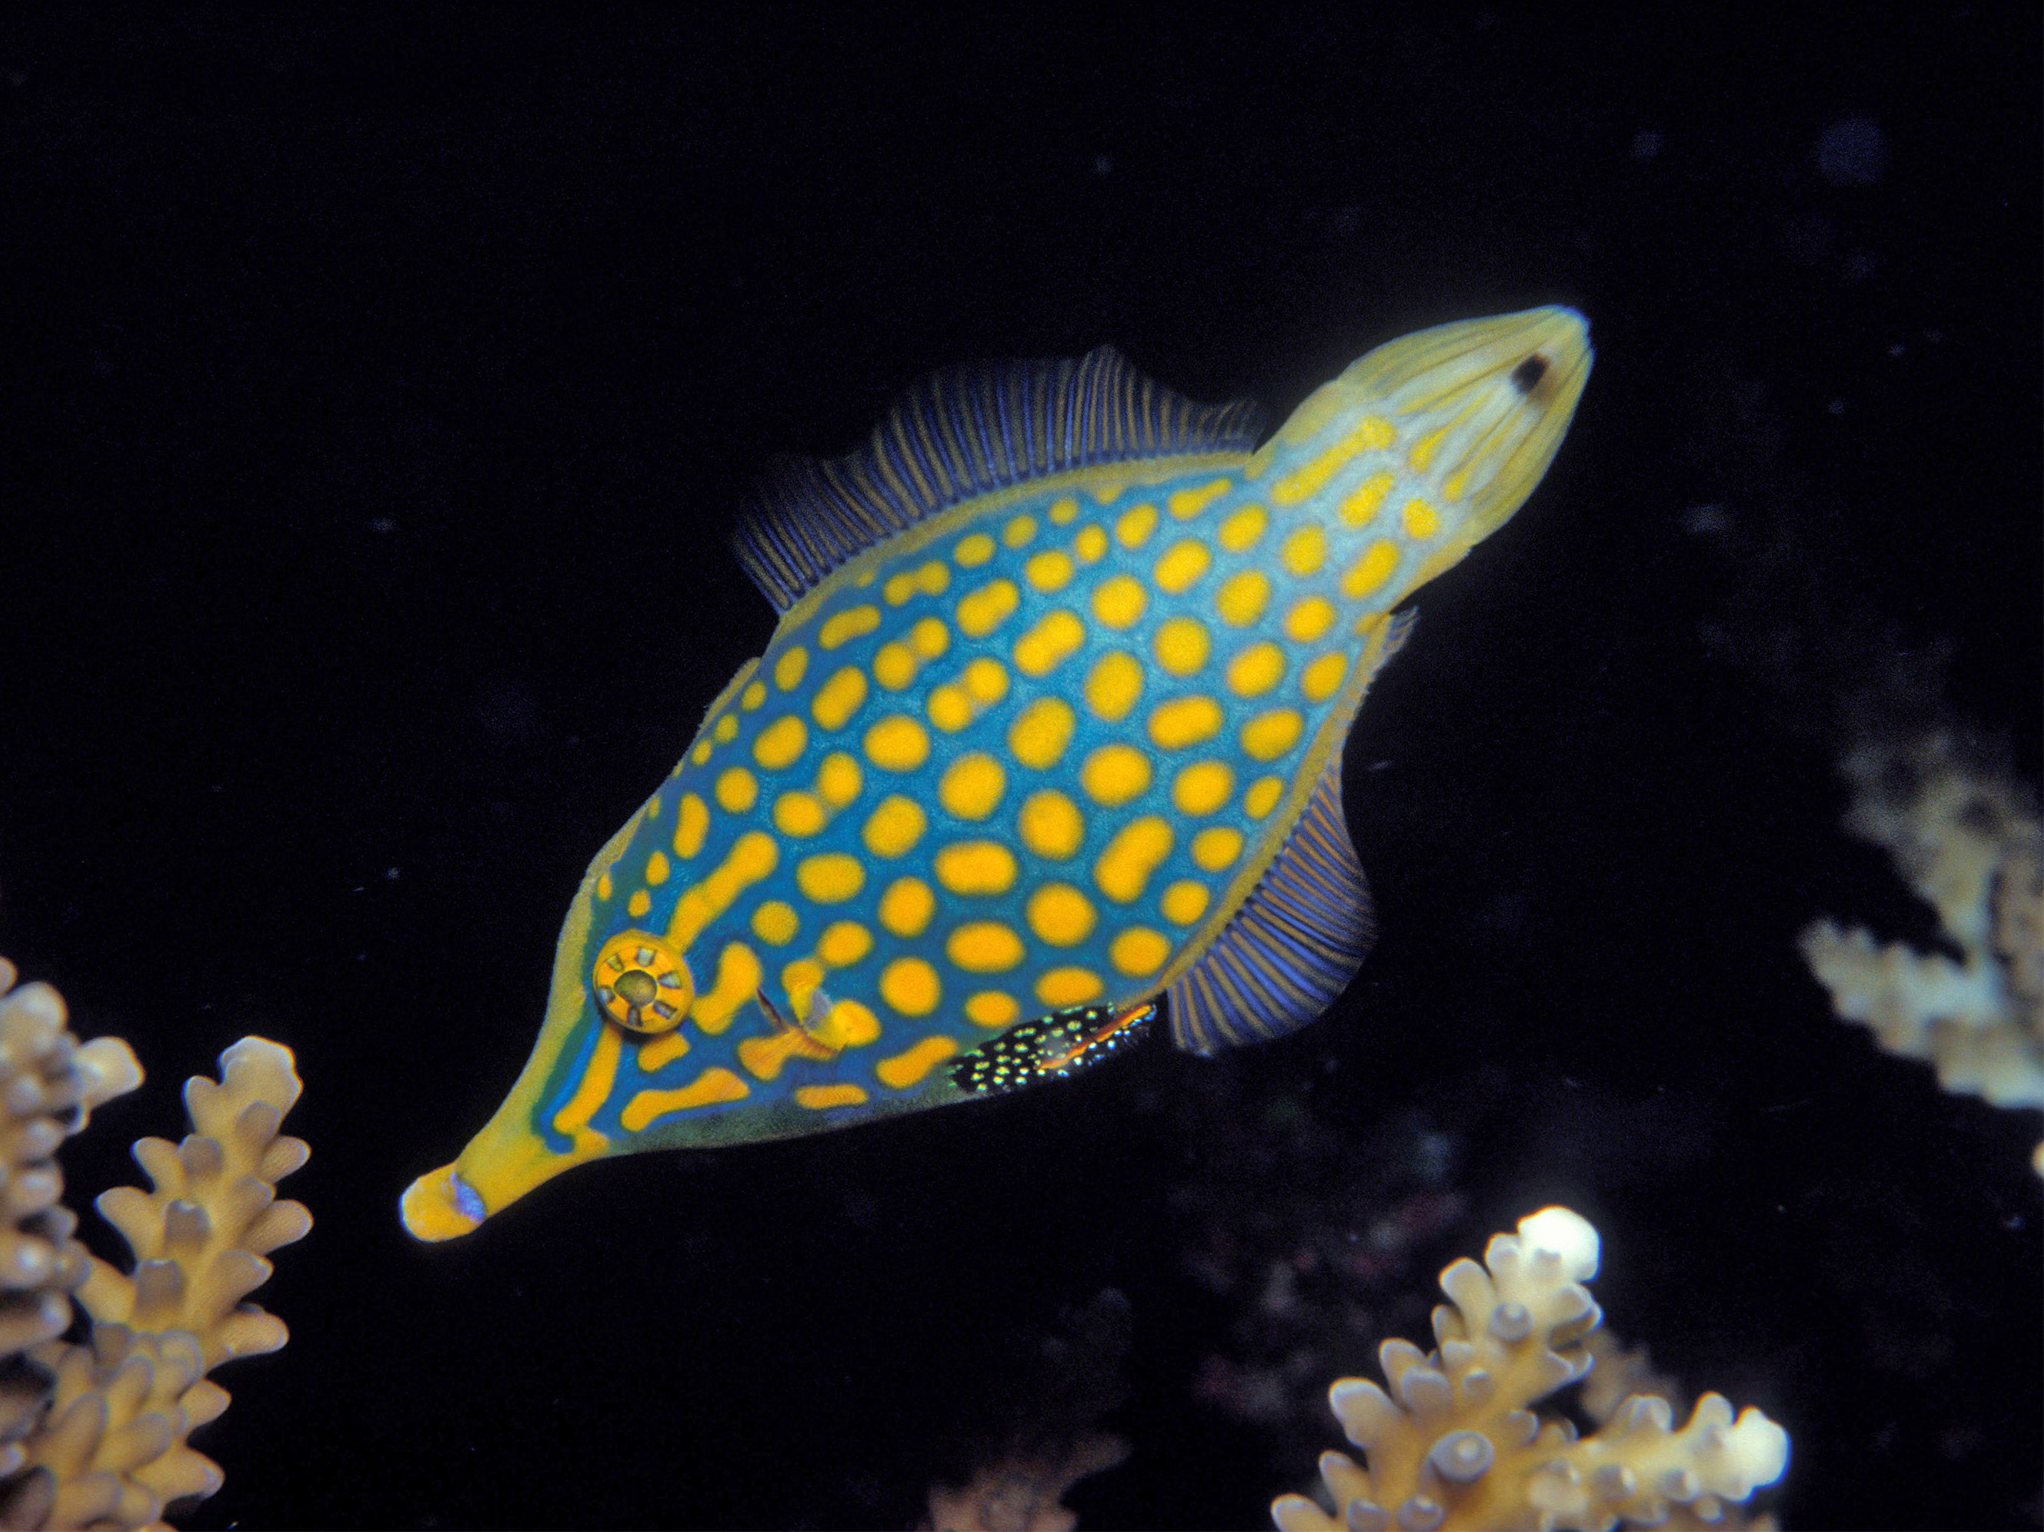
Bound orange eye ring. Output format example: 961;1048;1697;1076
591;930;695;1035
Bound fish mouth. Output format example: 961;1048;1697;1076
1343;304;1594;541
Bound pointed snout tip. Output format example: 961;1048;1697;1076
400;1162;487;1243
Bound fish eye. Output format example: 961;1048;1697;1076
1509;354;1550;394
591;931;694;1035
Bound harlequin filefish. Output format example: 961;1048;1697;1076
401;307;1592;1241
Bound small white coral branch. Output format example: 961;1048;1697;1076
1271;1208;1788;1532
1799;731;2044;1166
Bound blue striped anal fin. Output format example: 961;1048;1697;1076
733;346;1266;611
1165;750;1375;1056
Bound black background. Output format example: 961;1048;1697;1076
4;10;2039;1530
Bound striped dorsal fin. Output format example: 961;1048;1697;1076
733;346;1265;611
1165;749;1375;1056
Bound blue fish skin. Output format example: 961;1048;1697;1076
401;307;1592;1241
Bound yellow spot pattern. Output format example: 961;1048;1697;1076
1282;524;1327;576
775;647;809;690
1215;569;1270;627
1148;694;1223;750
691;942;764;1033
667;831;779;951
716;766;758;813
1008;697;1076;769
946;921;1026;973
1273;415;1396;506
1172;760;1234;816
1018;790;1086;860
879;957;942;1017
1341;471;1394;526
597;872;613;902
1285;597;1336;644
878;876;936;938
1226;643;1285;698
1192;826;1245;871
772;792;821;841
646;850;671;886
1219;503;1268;551
753;715;808;770
1241;708;1305;762
964;991;1020;1029
1080;744;1153;807
752;901;800;945
620;1068;749;1132
812;667;868;730
912;617;950;658
1153;616;1210;677
864;714;931;772
628;890;651;917
1244;775;1285;818
796;1084;869;1110
713;715;738;744
876;1034;958;1089
1153;539;1212;594
1116;502;1158;548
741;680;766;711
1167;478;1232;520
934;840;1019;896
957;578;1020;638
1049;496;1079;525
672;801;713;870
1402;498;1439;540
1073;525;1108;562
817;920;872;967
954;532;996;568
1302;651;1349;702
862;795;927;858
1084;651;1144;722
882;560;951;605
1013;610;1087;677
1026;549;1074;592
796;853;866;904
1003;515;1037;547
818;752;862;806
1110;927;1171;976
640;1030;692;1070
1342;540;1399;599
873;642;917;691
1026;883;1096;946
1036;968;1102;1007
939;753;1007;821
1094;816;1173;903
1090;575;1147;630
1160;879;1209;925
819;605;881;650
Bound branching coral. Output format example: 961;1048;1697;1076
0;956;309;1529
1271;1208;1787;1532
1799;730;2044;1168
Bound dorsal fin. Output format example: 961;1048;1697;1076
733;346;1265;611
1165;749;1375;1056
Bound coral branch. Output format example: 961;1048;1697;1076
1799;730;2044;1168
0;956;309;1530
1271;1208;1787;1532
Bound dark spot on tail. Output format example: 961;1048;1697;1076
1510;354;1550;394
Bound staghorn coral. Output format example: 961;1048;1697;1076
922;1288;1134;1532
1271;1207;1787;1532
0;956;309;1530
1798;729;2044;1169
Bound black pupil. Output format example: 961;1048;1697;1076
1510;354;1549;394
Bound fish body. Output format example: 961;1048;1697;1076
402;307;1591;1240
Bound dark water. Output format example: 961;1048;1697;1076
5;12;2038;1530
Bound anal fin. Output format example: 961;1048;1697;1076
1166;750;1375;1055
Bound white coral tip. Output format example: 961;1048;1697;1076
1516;1206;1600;1281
